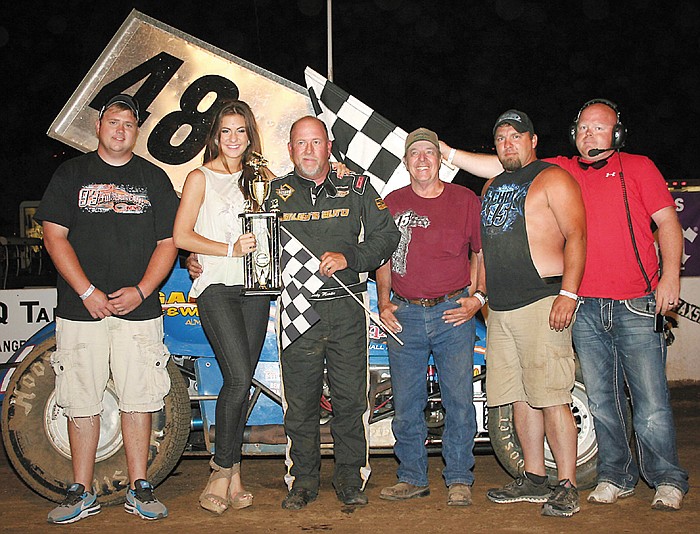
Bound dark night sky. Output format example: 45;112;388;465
1;0;699;235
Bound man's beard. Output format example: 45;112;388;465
501;156;523;172
297;159;324;179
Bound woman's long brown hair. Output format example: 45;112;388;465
203;100;266;209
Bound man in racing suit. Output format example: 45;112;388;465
274;116;399;509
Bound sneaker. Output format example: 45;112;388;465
281;488;318;510
125;479;168;520
336;486;368;506
651;485;683;511
379;482;430;501
587;482;635;504
541;479;580;517
47;483;101;524
487;475;552;504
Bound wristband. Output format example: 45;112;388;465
447;148;456;165
79;284;95;301
473;290;487;307
559;289;578;301
227;240;234;257
135;285;145;302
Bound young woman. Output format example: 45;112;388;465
173;100;271;515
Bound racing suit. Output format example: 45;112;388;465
270;169;400;493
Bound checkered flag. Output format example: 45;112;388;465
305;67;457;197
279;226;328;349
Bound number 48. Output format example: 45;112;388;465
89;51;239;165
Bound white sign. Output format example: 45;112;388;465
0;288;56;362
667;277;700;382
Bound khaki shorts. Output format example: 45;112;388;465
486;296;574;408
51;317;171;417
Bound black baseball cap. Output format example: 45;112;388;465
99;94;140;122
493;109;534;136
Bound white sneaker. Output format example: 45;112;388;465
651;485;683;511
587;482;635;504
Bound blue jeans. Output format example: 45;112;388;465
387;289;477;487
197;284;270;467
572;295;688;493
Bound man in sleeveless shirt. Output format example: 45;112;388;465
480;110;586;518
375;128;486;506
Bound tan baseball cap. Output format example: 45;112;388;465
405;127;439;153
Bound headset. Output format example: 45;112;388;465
569;98;627;150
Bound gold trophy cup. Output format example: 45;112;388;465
240;152;281;295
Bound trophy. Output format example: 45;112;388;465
239;152;281;295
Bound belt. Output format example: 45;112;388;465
394;287;467;307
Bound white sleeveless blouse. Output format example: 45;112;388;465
189;167;246;298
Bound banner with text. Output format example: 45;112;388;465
0;289;56;362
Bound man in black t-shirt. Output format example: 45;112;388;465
35;94;179;524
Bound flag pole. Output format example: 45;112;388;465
327;0;333;81
329;272;404;346
281;227;403;345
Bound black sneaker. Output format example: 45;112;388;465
47;483;101;524
336;486;368;506
282;488;318;510
487;475;552;503
541;479;580;517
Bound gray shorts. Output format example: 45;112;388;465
486;296;574;408
51;316;170;417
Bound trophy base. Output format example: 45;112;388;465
240;211;281;298
241;287;282;297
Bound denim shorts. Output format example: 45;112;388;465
51;316;170;417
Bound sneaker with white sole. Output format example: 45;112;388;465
487;474;552;504
651;485;683;511
125;479;168;520
587;482;635;504
47;483;101;524
541;479;580;517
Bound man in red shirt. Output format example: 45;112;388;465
376;128;485;507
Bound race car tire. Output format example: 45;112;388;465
1;335;191;504
487;375;633;490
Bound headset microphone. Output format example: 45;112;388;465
570;98;627;150
588;147;617;157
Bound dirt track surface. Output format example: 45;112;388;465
1;385;698;533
